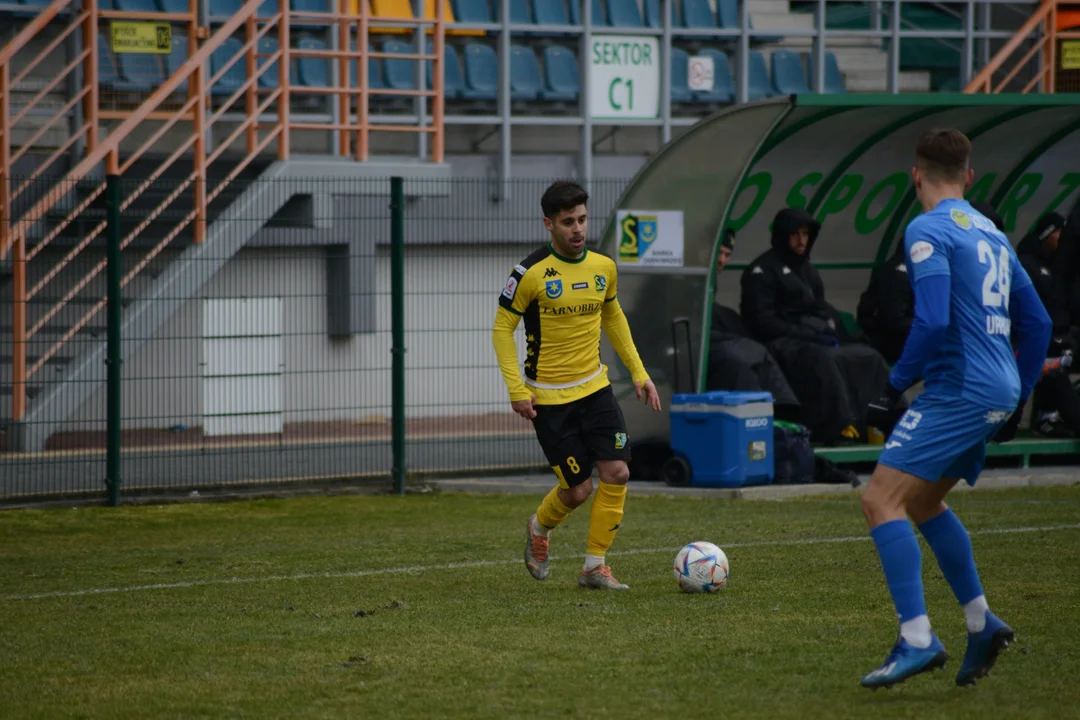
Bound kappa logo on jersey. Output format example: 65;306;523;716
910;240;934;264
951;208;973;230
502;276;518;300
545;279;563;299
571;281;589;290
594;274;607;292
543;267;560;278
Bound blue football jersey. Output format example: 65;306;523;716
902;198;1033;408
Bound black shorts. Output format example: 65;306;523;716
531;385;631;488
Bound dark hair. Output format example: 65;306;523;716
915;128;971;184
541;180;589;219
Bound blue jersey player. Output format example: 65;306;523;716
859;129;1052;690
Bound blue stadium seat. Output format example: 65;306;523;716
295;36;329;87
747;49;774;100
425;41;467;100
163;32;189;92
492;0;531;25
117;52;165;92
670;47;692;103
381;40;417;90
207;0;241;19
156;0;189;12
771;49;809;94
568;0;607;26
463;42;497;100
533;0;569;25
509;44;542;101
606;0;642;27
807;50;847;93
292;0;328;29
679;0;712;27
541;45;578;102
715;0;736;28
210;37;246;94
255;0;277;18
114;0;155;10
692;48;733;103
256;35;280;89
451;0;491;23
97;34;122;90
16;0;56;11
350;43;387;93
644;0;661;27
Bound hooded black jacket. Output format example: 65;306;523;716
856;245;912;364
1016;213;1069;336
740;208;834;344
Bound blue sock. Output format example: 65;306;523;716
870;519;927;623
918;508;984;606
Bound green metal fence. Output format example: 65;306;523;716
0;173;632;503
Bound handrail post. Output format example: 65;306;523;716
338;0;350;158
1;62;10;261
1046;1;1057;93
105;162;122;506
194;41;207;244
84;0;99;153
390;176;406;494
358;0;369;162
433;0;444;163
278;0;290;160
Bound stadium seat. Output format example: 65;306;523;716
163;32;189;92
16;0;56;10
679;0;713;27
156;0;189;12
381;39;417;90
463;42;497;100
771;49;810;94
256;35;281;90
692;48;733;103
644;0;661;27
670;47;692;103
350;42;387;92
425;41;467;100
114;0;155;10
207;0;241;20
747;49;774;100
292;0;329;29
254;0;276;18
209;37;246;94
606;0;642;27
97;34;122;91
807;50;847;93
295;36;329;87
491;0;530;27
509;44;542;101
715;0;736;28
451;0;490;24
541;45;579;102
568;0;607;26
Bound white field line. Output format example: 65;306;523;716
5;522;1080;602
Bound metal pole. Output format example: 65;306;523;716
736;0;749;103
961;0;974;88
413;0;426;160
579;0;592;190
814;0;826;92
979;1;991;72
498;0;511;194
105;169;123;507
390;176;406;495
888;0;900;94
660;0;671;144
871;1;882;32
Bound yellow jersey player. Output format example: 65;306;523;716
491;180;662;591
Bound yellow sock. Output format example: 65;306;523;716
535;486;573;531
586;481;627;557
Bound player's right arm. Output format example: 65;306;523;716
492;264;537;411
887;219;952;394
1008;257;1053;403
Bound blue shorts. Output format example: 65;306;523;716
878;394;1013;486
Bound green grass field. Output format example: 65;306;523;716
2;485;1080;719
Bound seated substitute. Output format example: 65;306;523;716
706;228;800;419
740;207;891;445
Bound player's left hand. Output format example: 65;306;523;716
636;379;662;412
868;381;904;415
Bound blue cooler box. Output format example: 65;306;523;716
669;391;775;488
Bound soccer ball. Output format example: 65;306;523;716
673;541;729;593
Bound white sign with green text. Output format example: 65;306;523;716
588;35;659;120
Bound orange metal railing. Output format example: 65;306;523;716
966;0;1080;93
1;0;445;426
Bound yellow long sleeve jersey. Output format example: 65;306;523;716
492;244;650;405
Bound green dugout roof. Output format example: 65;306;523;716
600;93;1080;272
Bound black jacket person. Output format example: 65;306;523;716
740;207;890;444
857;245;913;365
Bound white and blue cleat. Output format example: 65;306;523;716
956;611;1015;687
860;634;949;690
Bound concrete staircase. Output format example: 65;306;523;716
746;0;933;92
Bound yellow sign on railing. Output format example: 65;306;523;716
1063;40;1080;70
110;21;172;54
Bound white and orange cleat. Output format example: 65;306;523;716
578;564;629;590
524;515;550;580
